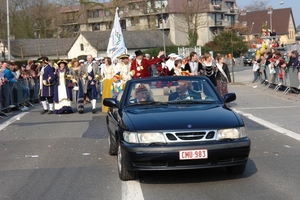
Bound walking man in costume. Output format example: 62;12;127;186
83;54;100;113
38;56;56;114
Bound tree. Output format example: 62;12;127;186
0;0;61;39
172;0;206;47
244;0;270;11
204;30;248;57
0;0;7;38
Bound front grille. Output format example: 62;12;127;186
175;132;206;140
164;130;216;142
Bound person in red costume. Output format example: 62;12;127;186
130;50;164;78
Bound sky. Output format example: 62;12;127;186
237;0;300;26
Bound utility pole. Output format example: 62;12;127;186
161;0;166;55
7;0;11;60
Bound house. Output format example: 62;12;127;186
0;30;173;61
238;7;296;45
68;30;174;58
58;0;239;46
0;38;74;61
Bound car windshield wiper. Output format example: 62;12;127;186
126;101;169;107
167;100;214;104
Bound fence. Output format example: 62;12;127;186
178;47;202;58
0;78;39;116
259;65;300;96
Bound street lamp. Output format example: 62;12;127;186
267;2;284;33
267;6;273;32
160;0;166;55
6;0;11;60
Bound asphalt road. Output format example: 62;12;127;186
0;66;300;200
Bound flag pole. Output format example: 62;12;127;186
106;7;126;61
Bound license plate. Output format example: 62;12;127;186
179;149;208;160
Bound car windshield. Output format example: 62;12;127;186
124;77;221;106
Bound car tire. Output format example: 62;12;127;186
226;163;247;174
108;133;117;155
117;144;136;181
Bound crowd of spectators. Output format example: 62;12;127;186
251;48;300;89
0;60;40;113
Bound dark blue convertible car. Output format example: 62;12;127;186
103;76;251;181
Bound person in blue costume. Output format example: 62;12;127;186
38;56;56;115
83;54;100;114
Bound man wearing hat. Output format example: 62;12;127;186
83;54;100;113
130;83;153;103
38;56;56;114
115;54;131;86
130;50;164;79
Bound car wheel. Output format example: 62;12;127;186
226;163;247;174
108;133;117;155
117;144;136;181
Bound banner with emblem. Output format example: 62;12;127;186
106;7;127;61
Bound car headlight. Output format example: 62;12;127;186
217;127;247;140
138;132;166;144
123;131;138;143
123;131;166;144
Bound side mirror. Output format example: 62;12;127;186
103;98;118;108
223;93;236;103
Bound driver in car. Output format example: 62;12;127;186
130;83;153;103
168;80;201;101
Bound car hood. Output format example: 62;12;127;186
124;105;243;131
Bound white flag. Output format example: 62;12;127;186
106;7;126;61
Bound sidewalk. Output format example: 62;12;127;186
230;68;300;138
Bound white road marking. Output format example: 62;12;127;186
237;106;300;110
0;112;29;131
233;109;300;141
122;179;144;200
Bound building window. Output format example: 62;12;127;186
129;3;136;10
87;10;92;18
120;20;126;30
93;10;99;18
105;10;111;16
217;14;223;20
93;23;100;31
80;43;84;51
131;17;135;26
119;10;123;17
106;22;112;30
242;21;247;26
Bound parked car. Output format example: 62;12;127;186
103;76;251;181
243;56;254;66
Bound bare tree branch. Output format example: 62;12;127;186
243;0;270;11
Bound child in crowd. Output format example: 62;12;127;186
111;72;123;97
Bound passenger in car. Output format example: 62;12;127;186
130;83;154;103
168;80;201;101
